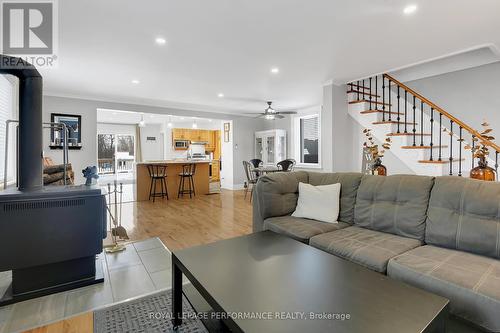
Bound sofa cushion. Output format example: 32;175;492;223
263;216;349;243
425;176;500;259
354;174;434;241
253;171;309;232
387;245;500;332
309;226;422;273
308;172;363;224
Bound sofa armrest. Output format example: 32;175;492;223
252;171;309;232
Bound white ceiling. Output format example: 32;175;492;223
41;0;500;115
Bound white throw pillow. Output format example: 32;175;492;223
291;182;341;224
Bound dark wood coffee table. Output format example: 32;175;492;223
172;231;449;333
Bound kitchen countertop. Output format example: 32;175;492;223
136;159;213;165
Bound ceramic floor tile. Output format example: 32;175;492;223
150;269;172;290
5;292;67;333
2;238;169;332
133;237;164;252
138;247;172;273
64;281;113;317
150;270;191;291
105;244;142;270
108;264;155;302
0;272;11;301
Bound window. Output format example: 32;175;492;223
0;75;16;188
294;113;320;166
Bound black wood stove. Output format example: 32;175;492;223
0;55;107;305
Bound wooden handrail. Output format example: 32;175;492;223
383;73;500;153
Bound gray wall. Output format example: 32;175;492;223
405;61;500;133
43;96;98;183
43;95;264;185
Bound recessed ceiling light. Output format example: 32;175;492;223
403;4;417;15
217;93;224;98
131;79;140;84
270;67;279;74
155;37;167;45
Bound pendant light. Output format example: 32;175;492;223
138;114;146;128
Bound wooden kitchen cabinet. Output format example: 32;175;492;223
211;160;220;181
200;130;210;142
172;128;188;140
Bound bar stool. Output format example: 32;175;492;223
147;164;169;202
178;163;196;198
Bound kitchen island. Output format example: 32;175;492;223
136;160;211;201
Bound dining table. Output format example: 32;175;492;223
252;166;281;176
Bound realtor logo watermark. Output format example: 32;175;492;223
1;0;58;68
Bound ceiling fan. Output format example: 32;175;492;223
247;101;297;120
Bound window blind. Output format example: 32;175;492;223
299;115;319;164
0;75;15;183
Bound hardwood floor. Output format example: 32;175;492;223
111;188;253;251
23;189;253;333
25;313;93;333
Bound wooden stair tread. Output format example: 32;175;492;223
349;100;391;106
418;158;466;164
401;145;448;149
387;132;431;136
360;110;402;115
373;121;417;125
347;90;380;98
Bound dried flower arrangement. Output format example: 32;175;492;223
463;122;495;160
363;129;391;159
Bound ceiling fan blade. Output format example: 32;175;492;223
277;111;297;115
243;112;264;115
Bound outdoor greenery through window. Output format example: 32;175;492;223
299;115;319;164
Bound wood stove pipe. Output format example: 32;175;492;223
0;55;43;191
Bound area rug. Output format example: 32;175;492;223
94;289;208;333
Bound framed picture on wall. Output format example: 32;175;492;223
50;113;82;149
223;122;230;142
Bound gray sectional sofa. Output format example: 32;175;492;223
253;171;500;332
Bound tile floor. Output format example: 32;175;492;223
0;238;178;333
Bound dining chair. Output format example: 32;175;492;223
249;159;263;168
249;159;263;177
243;160;258;201
277;159;296;172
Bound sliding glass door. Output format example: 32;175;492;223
98;134;135;174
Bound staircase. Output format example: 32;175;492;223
347;74;500;178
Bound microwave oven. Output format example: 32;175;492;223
174;140;189;149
